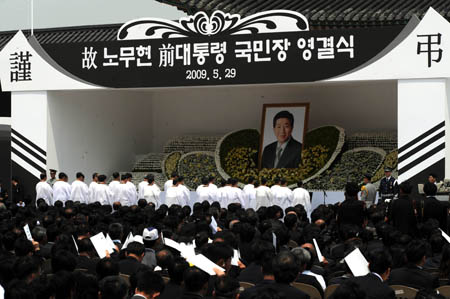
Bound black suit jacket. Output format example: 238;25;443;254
118;257;148;276
388;263;439;290
337;198;365;227
389;195;417;235
296;274;323;298
237;263;264;285
158;281;183;299
240;280;309;299
349;273;394;299
423;197;448;230
261;138;302;168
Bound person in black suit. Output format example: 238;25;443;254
337;182;366;227
291;247;324;297
348;249;395;299
388;239;439;289
181;267;210;299
159;257;189;299
131;269;165;299
261;110;302;169
237;240;274;285
422;182;448;231
118;242;149;276
387;182;417;236
264;251;309;299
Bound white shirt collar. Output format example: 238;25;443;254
371;272;383;282
277;138;290;151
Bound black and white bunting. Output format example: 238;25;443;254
11;128;46;178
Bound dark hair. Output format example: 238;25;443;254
78;238;95;254
98;276;129;299
112;172;120;179
273;110;294;128
58;173;68;180
156;249;174;270
202;243;233;264
171;172;178;178
201;177;209;185
92;173;98;179
40;173;47;180
135;270;165;295
439;244;450;278
14;238;34;257
76;172;84;179
51;250;77;273
367;249;392;275
98;175;107;183
272;251;299;284
126;242;145;256
96;258;119;280
50;270;74;299
168;257;189;284
345;182;359;197
214;275;240;298
332;280;367;299
423;182;438;196
108;223;123;241
13;256;40;281
399;181;413;194
183;267;209;293
406;239;427;264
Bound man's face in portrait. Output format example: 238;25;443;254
273;117;293;144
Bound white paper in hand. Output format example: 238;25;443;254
164;238;182;252
440;229;450;243
180;243;196;259
72;235;79;254
210;216;218;234
23;224;33;241
231;249;240;266
344;248;369;277
272;232;277;250
133;235;144;244
187;254;225;275
90;233;113;259
122;232;134;250
106;234;116;251
313;238;324;262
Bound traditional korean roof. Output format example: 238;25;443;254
157;0;450;28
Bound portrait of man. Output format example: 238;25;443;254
260;104;309;169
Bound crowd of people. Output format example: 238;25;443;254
0;167;449;299
30;170;313;214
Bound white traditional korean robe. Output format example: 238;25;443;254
255;185;273;210
143;183;161;207
52;181;72;205
70;180;89;204
36;181;53;205
292;187;311;213
243;184;256;209
94;183;113;205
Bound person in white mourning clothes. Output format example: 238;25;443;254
70;172;89;204
177;176;191;207
35;173;52;205
215;180;227;205
227;178;246;208
117;174;137;206
206;176;218;202
94;174;113;205
196;177;213;204
292;180;311;214
109;172;121;203
271;177;282;194
143;174;161;207
88;172;99;202
255;177;273;210
273;178;293;210
52;172;71;205
165;178;181;207
243;176;257;210
138;175;149;199
164;172;178;191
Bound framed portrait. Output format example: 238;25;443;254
259;103;310;169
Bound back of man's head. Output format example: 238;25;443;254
345;182;359;197
214;275;240;299
135;270;165;298
51;250;77;273
96;258;119;280
291;247;311;271
168;257;189;284
108;223;123;241
406;240;427;265
99;276;129;299
272;251;299;284
126;242;145;257
399;181;413;195
423;182;438;196
156;249;174;270
367;249;392;276
32;226;47;243
183;267;209;294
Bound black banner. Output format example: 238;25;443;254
42;26;403;88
